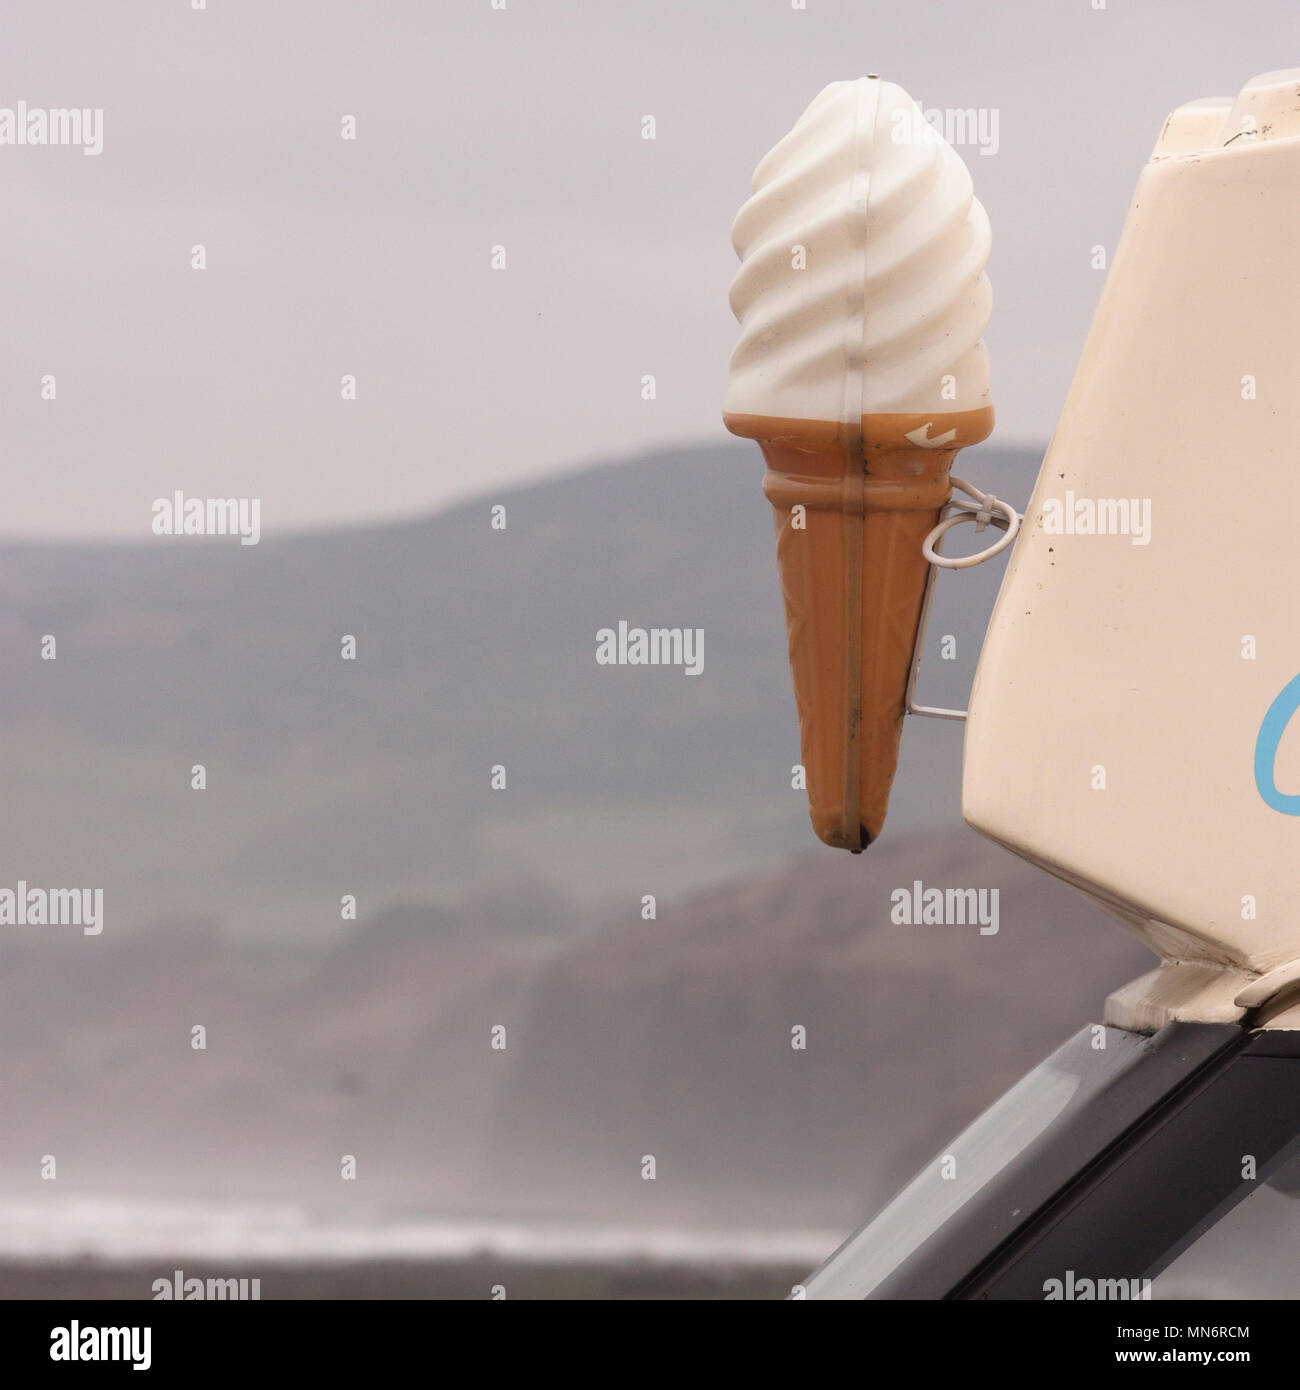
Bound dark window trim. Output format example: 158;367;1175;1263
805;1021;1300;1300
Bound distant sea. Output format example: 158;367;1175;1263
0;1195;837;1300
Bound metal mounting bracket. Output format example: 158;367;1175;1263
905;481;1021;723
905;540;969;722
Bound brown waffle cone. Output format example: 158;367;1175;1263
725;406;994;850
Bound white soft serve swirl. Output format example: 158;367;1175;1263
725;77;992;423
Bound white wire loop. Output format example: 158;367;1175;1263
922;477;1021;570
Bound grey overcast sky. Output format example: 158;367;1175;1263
2;0;1295;538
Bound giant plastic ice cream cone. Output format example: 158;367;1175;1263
724;78;994;850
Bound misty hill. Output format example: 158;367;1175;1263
0;824;1153;1234
479;824;1154;1231
0;440;1043;938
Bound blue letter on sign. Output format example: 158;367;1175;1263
1256;674;1300;815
